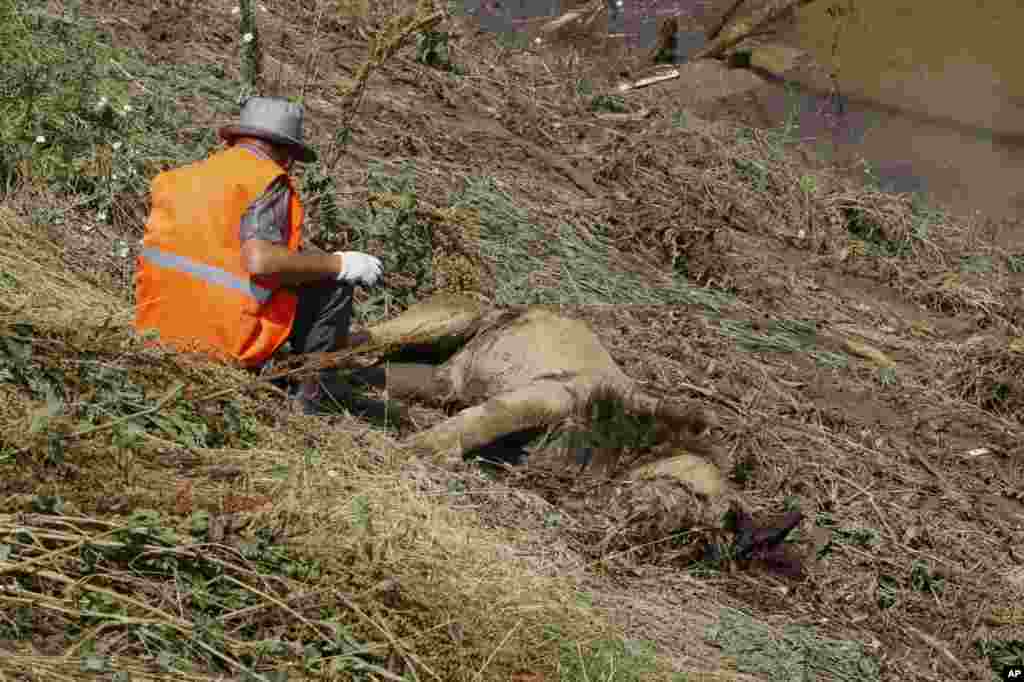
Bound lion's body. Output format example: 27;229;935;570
350;295;806;563
358;294;725;501
442;307;630;403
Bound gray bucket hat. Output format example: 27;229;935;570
218;96;317;163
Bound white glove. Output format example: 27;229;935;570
334;251;383;286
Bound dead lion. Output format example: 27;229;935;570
348;294;725;496
341;294;804;566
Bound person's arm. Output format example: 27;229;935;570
238;178;381;287
242;239;342;286
237;177;341;286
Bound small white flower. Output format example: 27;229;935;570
96;96;109;112
112;172;120;180
242;32;254;43
112;141;123;151
231;5;240;14
97;211;108;222
35;135;46;144
122;104;133;115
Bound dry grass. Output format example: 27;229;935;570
0;208;632;680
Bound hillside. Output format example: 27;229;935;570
1;0;1023;680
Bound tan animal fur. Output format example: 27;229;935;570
356;294;728;501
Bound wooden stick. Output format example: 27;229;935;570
691;0;818;62
614;0;817;94
616;69;680;93
706;0;748;42
594;107;653;121
538;0;602;34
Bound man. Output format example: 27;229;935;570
134;96;384;415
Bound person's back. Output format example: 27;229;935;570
134;96;385;415
136;145;302;365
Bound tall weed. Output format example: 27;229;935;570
0;0;237;234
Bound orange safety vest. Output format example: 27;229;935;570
134;146;304;367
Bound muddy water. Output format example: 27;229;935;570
460;0;1024;242
776;0;1024;232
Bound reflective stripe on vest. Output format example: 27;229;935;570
140;247;272;304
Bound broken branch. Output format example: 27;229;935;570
616;69;680;93
691;0;818;62
706;0;748;42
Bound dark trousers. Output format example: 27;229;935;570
254;279;354;384
288;279;355;356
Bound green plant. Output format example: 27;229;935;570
909;560;945;595
834;526;879;548
415;29;457;72
332;163;725;321
844;205;910;257
730;453;757;487
1;4;129;194
733;158;769;191
0;323;261;456
0;504;388;678
855;155;881;189
554;386;663;462
765;81;803;154
909;192;941;240
718;318;846;368
450;175;733;310
811;350;849;369
959;254;994;274
238;0;262;95
876;574;899;609
975;638;1024;675
813;515;880;558
589;93;627;113
706;607;880;681
545;627;660;682
342;161;434;322
0;1;235;234
299;157;343;245
495;30;530;52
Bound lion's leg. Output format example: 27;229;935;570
348;362;452;404
404;380;576;464
362;294;490;347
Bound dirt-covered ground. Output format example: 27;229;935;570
3;0;1024;680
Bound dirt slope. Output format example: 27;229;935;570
5;0;1024;680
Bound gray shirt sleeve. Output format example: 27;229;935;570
239;175;291;245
